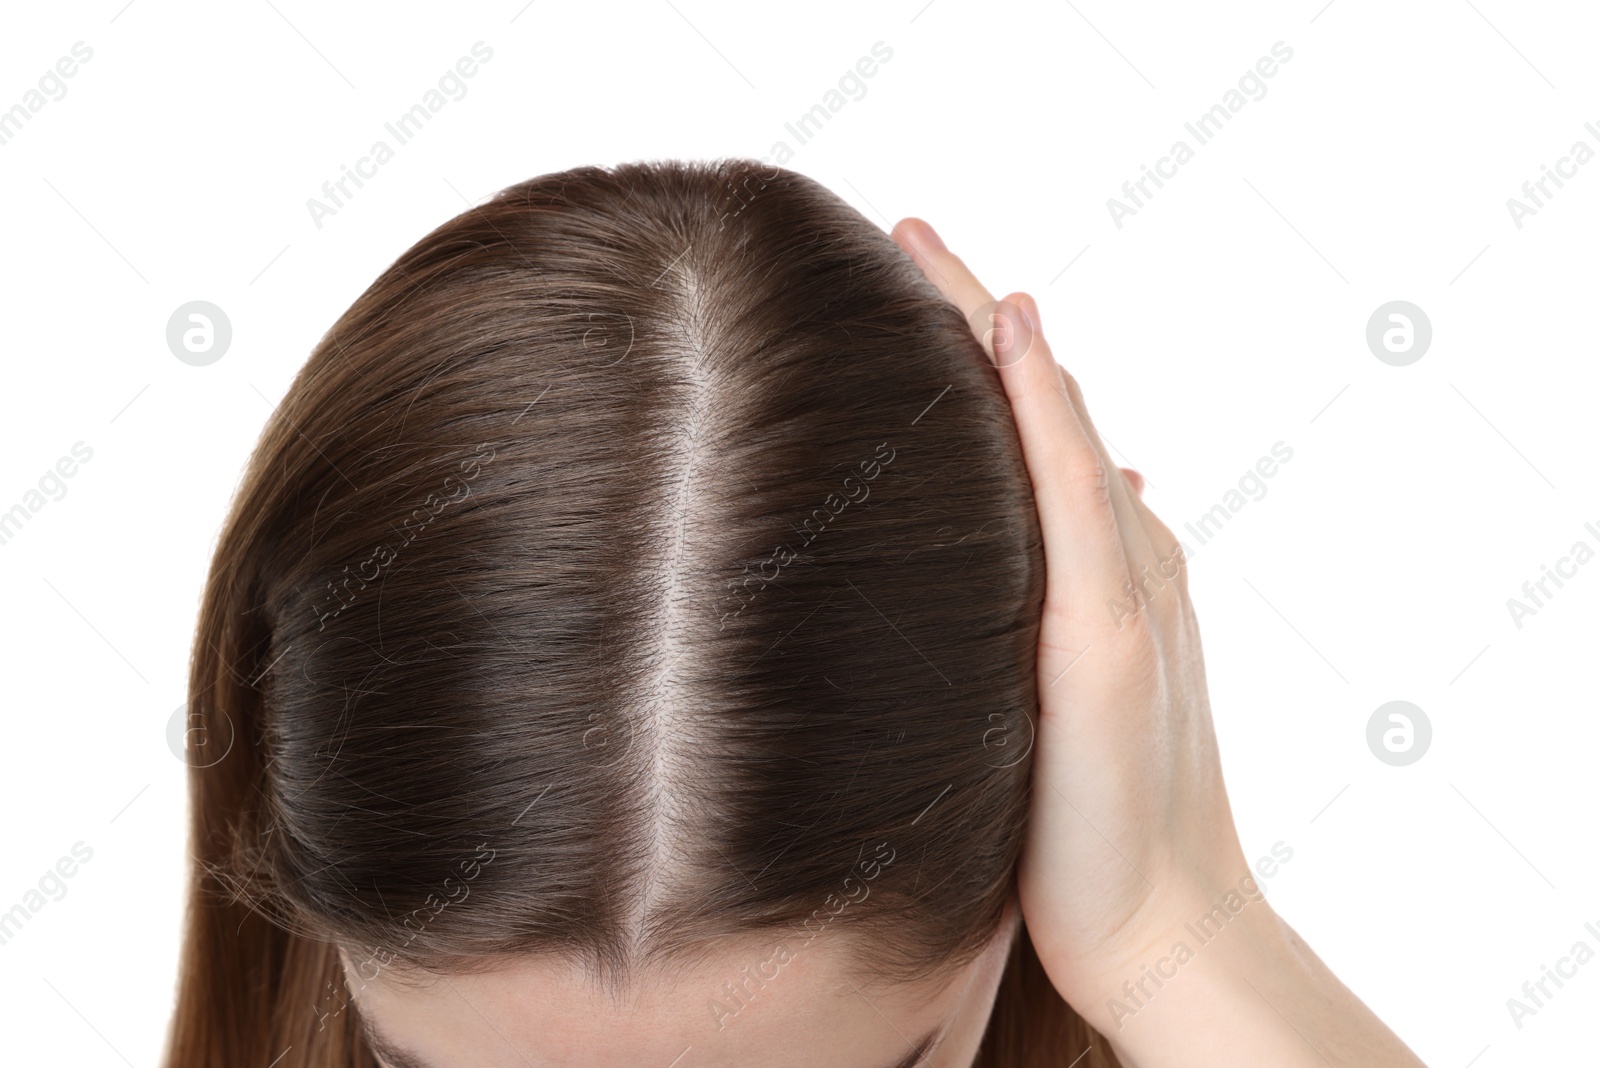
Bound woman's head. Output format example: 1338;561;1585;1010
169;160;1101;1066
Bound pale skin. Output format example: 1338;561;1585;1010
340;909;1021;1068
342;220;1428;1067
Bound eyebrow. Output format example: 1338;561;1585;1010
883;1026;941;1068
361;1020;941;1068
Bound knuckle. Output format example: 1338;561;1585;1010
1060;448;1113;500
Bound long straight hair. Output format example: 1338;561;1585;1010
163;159;1120;1067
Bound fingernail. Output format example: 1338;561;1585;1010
1020;294;1039;331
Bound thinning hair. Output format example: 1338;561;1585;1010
164;159;1119;1067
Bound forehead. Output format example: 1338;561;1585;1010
343;936;969;1068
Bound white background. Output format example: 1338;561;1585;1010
1;0;1596;1064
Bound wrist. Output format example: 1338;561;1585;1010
1065;900;1423;1068
1041;862;1294;1037
1092;908;1316;1068
1040;886;1425;1067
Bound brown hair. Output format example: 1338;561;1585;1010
163;159;1119;1067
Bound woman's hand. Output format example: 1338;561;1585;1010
890;217;1245;1000
891;218;1425;1066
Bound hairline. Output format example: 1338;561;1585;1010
358;1012;943;1068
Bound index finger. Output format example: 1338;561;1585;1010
890;218;1135;616
889;218;999;356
